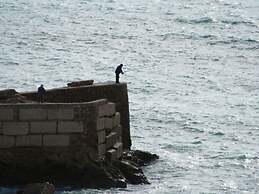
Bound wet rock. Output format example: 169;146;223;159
132;150;159;164
76;162;127;188
114;160;150;184
122;150;159;166
102;164;127;188
17;182;55;194
67;80;94;87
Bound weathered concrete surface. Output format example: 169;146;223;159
96;118;105;131
16;135;42;147
113;142;123;158
47;108;74;120
99;103;116;117
104;117;113;129
106;132;118;149
57;121;84;133
43;135;70;146
3;122;29;136
30;122;57;134
20;109;47;120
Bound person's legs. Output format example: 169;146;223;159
116;74;119;83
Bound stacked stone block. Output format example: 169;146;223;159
97;103;123;161
0;105;84;148
0;100;104;148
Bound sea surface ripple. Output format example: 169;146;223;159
0;0;259;193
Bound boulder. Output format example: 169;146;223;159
114;160;150;184
122;150;159;166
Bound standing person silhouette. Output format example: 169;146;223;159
115;64;124;83
38;84;46;103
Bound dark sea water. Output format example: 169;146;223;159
1;0;259;193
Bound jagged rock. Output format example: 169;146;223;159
67;80;94;87
122;150;159;166
131;150;159;164
114;160;150;184
102;164;127;188
16;182;55;194
74;161;127;188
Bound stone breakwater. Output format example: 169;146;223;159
0;82;158;189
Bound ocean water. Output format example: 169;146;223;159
0;0;259;193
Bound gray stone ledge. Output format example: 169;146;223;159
0;99;107;108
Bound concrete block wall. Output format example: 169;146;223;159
0;103;86;148
22;82;131;150
0;98;123;163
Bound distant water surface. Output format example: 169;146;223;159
0;0;259;193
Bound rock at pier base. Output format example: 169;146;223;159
0;150;158;189
113;160;150;184
113;150;159;184
121;150;159;166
